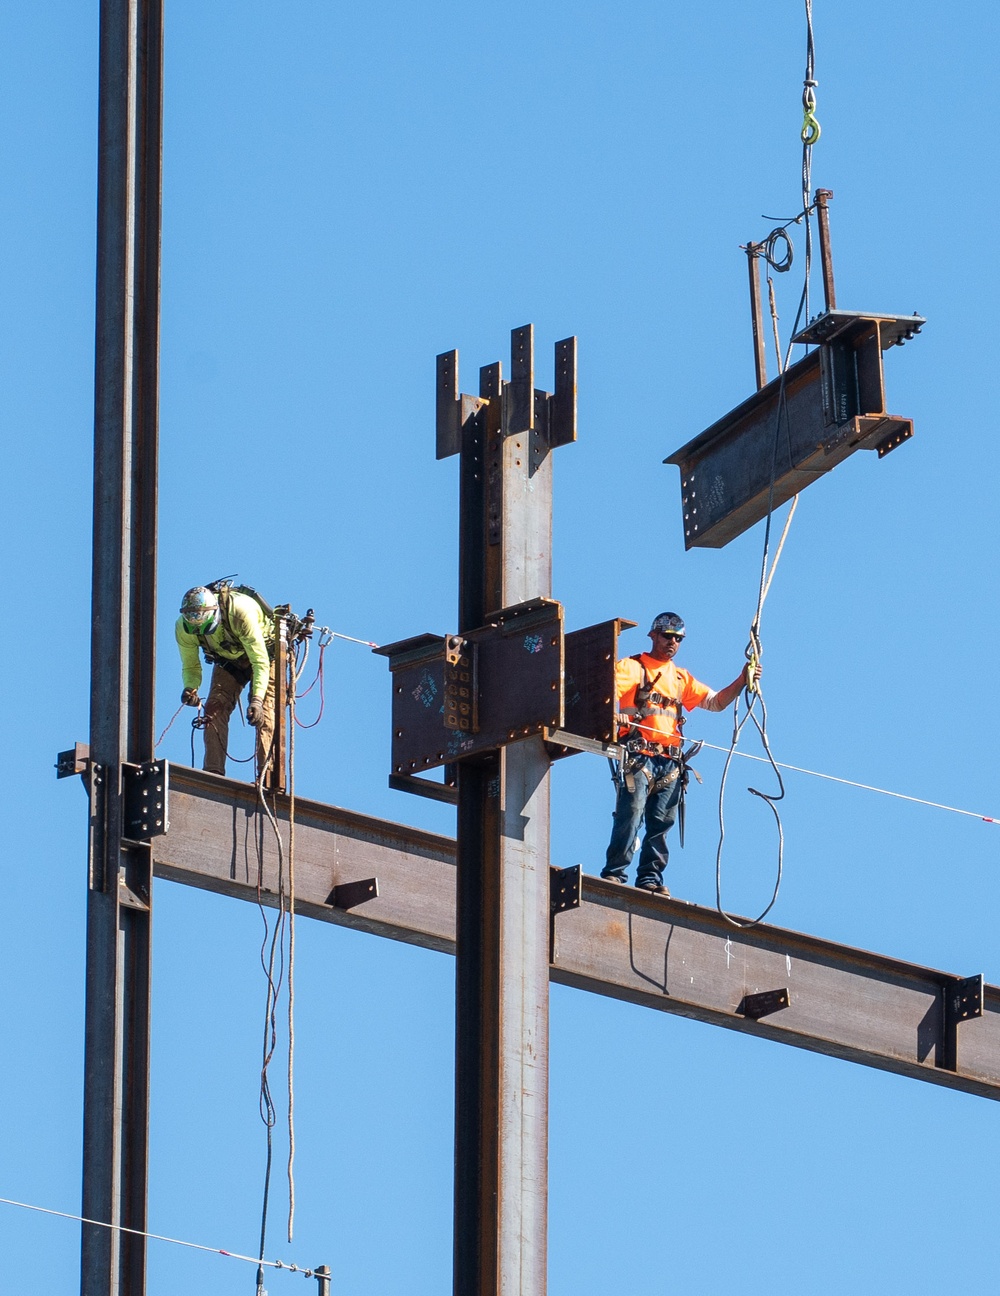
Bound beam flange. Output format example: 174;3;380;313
154;767;1000;1102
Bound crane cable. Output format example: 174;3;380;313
714;0;817;930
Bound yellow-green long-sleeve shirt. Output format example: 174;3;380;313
175;591;274;698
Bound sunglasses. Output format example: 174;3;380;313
653;632;684;642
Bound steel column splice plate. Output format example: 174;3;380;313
122;760;169;841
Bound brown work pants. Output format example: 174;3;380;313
202;659;276;779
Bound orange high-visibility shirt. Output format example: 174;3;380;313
615;653;712;750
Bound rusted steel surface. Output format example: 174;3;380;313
82;1;164;1293
560;877;1000;1099
153;765;456;952
155;767;1000;1102
551;618;634;759
665;309;924;550
814;188;837;311
377;599;564;775
451;325;552;1296
745;242;768;390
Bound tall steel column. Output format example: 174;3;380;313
82;1;163;1293
453;330;552;1296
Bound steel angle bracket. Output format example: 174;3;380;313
665;309;925;549
549;864;582;964
550;865;582;916
121;759;168;841
56;741;90;779
939;973;985;1072
740;987;790;1020
376;599;564;776
326;877;379;911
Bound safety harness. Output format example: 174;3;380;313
618;656;685;754
611;657;704;845
189;586;276;680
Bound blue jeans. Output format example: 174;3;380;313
602;754;683;888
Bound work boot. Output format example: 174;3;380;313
600;872;627;884
636;880;670;897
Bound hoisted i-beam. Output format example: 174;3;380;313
69;5;996;1295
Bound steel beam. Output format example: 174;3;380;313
152;765;1000;1103
152;766;1000;1100
83;1;163;1294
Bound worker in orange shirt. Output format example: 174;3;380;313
601;612;756;895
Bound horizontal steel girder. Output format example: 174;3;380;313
154;766;1000;1101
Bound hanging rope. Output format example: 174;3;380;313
714;0;820;930
286;642;298;1243
154;703;185;749
254;682;289;1296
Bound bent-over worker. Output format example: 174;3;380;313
601;611;757;896
175;585;276;778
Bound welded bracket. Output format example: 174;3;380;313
939;973;984;1072
118;872;150;912
325;877;379;910
121;760;169;841
56;742;90;778
740;987;790;1020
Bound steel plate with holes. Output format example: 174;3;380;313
377;600;564;774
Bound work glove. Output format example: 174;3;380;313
246;697;266;727
181;687;200;707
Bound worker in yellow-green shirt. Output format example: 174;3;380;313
175;585;276;777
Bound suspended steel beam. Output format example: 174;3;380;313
82;1;164;1294
153;765;1000;1102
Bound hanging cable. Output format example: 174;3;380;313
714;0;819;929
295;639;328;729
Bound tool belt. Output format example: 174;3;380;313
610;740;705;845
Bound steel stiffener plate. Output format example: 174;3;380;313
549;618;635;760
381;599;564;773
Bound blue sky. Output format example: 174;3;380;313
4;2;1000;1292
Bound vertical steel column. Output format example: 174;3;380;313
453;327;551;1296
745;242;768;390
82;1;163;1294
814;189;837;312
